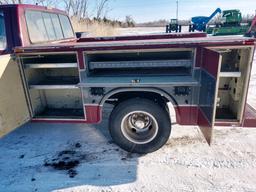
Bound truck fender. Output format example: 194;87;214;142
99;88;178;122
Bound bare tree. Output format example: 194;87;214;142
63;0;72;15
0;0;113;21
63;0;88;19
95;0;111;19
125;15;135;27
80;0;88;18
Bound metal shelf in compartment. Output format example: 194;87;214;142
219;72;241;77
29;77;79;90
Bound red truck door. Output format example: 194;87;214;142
198;48;222;144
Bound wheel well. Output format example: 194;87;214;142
107;91;171;112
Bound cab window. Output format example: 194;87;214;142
25;10;74;43
59;14;74;38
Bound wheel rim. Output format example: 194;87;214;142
121;111;159;144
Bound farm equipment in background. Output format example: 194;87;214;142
166;19;182;33
209;9;251;36
189;8;221;32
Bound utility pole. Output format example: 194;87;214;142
176;0;179;20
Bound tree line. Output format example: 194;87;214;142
0;0;136;27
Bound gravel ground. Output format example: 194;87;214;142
0;29;256;192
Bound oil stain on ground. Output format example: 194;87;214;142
43;142;124;178
44;143;88;178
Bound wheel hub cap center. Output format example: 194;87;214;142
134;120;146;129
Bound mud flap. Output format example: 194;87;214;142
198;48;222;145
0;55;30;137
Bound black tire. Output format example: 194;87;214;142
175;24;178;32
109;98;171;154
178;25;182;32
166;25;169;33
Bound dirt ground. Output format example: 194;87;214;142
1;114;256;192
0;30;256;192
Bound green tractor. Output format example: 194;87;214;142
222;9;242;24
166;19;182;33
209;10;250;36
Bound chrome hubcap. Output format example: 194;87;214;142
121;111;159;144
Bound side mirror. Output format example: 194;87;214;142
75;32;88;38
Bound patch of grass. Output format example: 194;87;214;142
71;17;120;37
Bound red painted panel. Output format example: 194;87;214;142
5;4;67;15
201;48;220;78
197;108;211;127
195;47;202;67
31;105;102;124
243;104;256;127
84;105;102;124
174;106;198;125
15;37;255;54
174;106;214;127
77;50;85;70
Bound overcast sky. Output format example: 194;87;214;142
106;0;256;22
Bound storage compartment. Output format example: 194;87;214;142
21;53;80;89
21;54;77;68
30;89;84;119
215;47;252;121
86;50;194;76
19;53;84;119
24;68;79;89
216;77;242;120
220;49;240;72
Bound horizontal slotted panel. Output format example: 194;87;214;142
89;59;192;70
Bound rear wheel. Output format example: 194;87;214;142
109;98;171;154
178;25;182;32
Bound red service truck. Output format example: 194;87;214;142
0;4;256;153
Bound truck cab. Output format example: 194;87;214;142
0;4;76;50
0;4;76;134
0;4;256;154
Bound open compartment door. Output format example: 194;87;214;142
198;48;222;144
243;50;256;127
0;55;30;137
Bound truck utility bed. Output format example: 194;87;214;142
13;33;256;132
